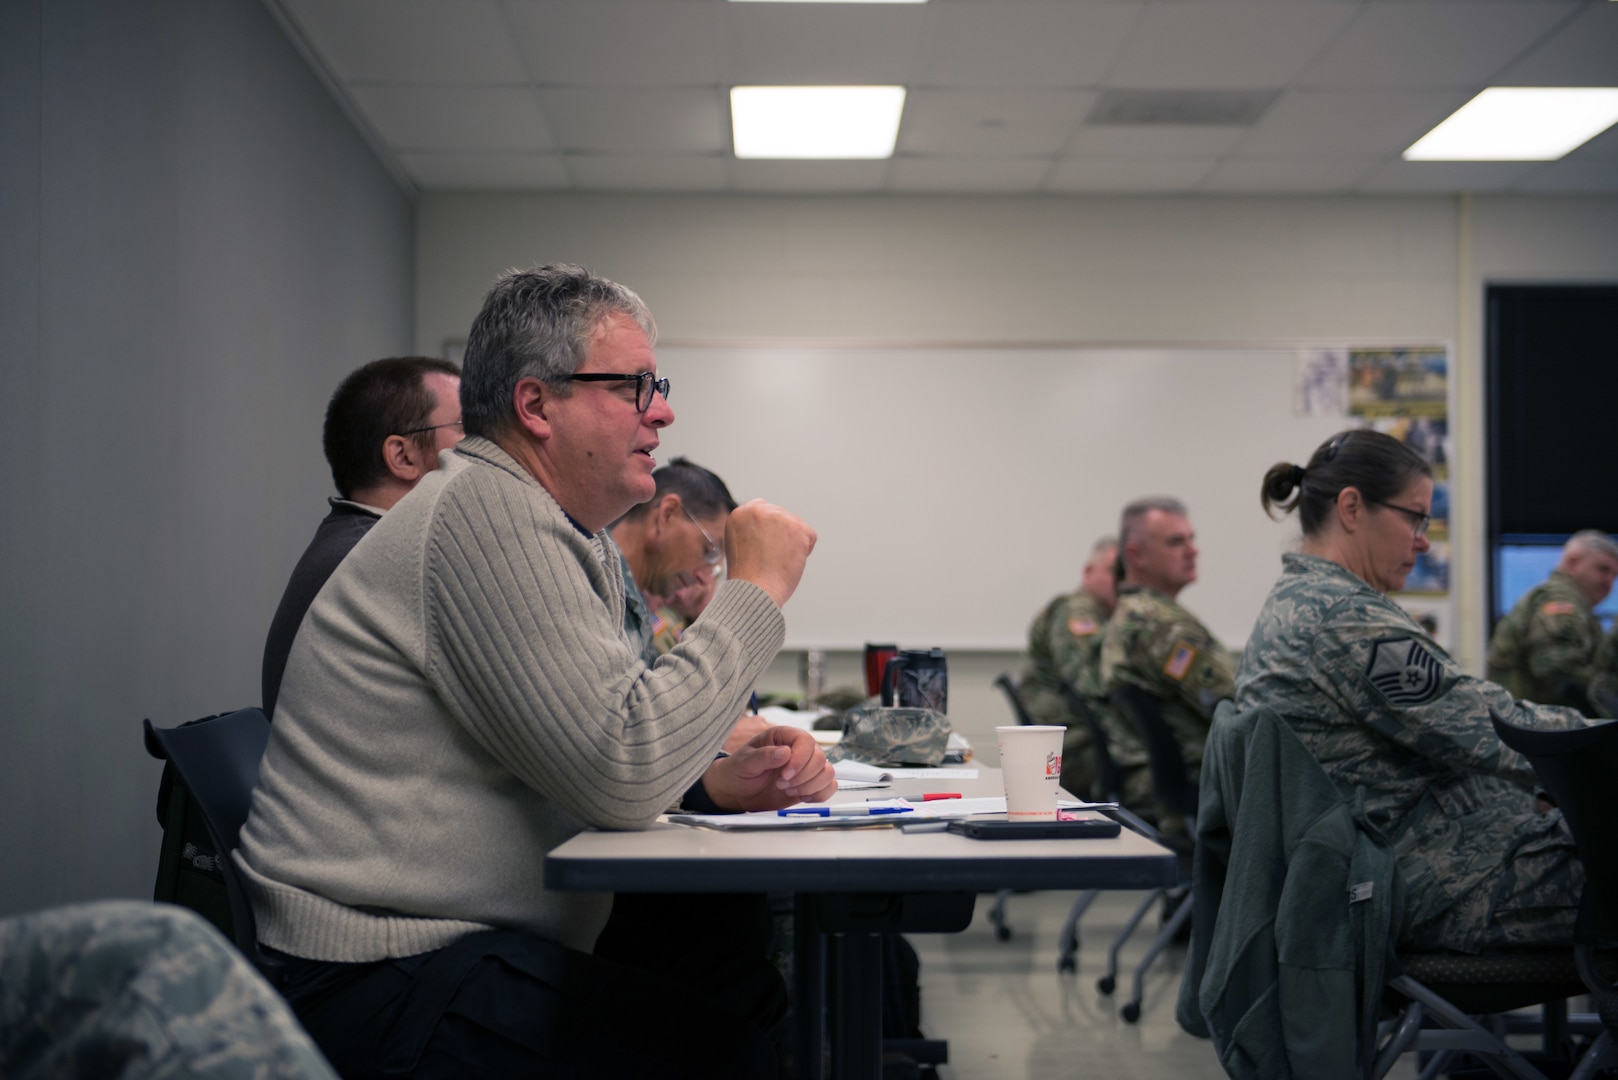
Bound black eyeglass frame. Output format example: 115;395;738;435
1371;499;1432;539
398;420;464;437
564;371;670;413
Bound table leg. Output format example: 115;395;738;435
793;896;826;1080
829;930;884;1080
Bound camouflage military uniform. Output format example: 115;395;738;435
1018;588;1114;800
0;900;336;1079
1237;553;1587;954
1591;624;1618;718
1099;584;1235;816
650;606;688;656
1485;570;1603;712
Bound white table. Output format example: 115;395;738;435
544;769;1177;1080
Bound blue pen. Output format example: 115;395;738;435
778;805;914;817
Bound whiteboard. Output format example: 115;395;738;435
655;345;1352;651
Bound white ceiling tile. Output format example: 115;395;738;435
1509;158;1618;193
1234;89;1470;158
1105;4;1357;91
1494;3;1618;86
885;157;1050;193
1296;4;1576;90
504;1;719;85
1046;157;1217;192
897;90;1096;156
1067;125;1245;159
565;155;728;191
398;152;570;189
722;5;925;84
539;87;725;153
1358;159;1539;192
349;86;554;151
920;5;1141;88
729;159;890;193
1200;157;1380;192
281;0;528;84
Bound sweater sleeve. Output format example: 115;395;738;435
420;474;785;830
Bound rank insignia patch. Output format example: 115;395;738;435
1365;636;1443;706
1164;642;1197;681
1541;601;1576;617
1068;617;1099;637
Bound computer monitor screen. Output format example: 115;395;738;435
1494;534;1618;632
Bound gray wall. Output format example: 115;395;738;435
0;0;414;916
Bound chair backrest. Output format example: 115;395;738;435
144;707;278;983
1489;715;1618;949
1056;679;1127;802
992;674;1038;727
1112;683;1200;819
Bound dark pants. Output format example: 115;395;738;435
273;893;784;1079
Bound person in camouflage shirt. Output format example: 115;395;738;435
1242;429;1589;954
1018;536;1118;800
1100;498;1235;823
1591;623;1618;717
1485;530;1618;713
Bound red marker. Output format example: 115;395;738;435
911;793;962;802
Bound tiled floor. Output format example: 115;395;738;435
909;889;1424;1079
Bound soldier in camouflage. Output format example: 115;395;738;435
1243;429;1589;954
1591;623;1618;717
0;900;336;1079
1100;498;1235;824
1486;530;1618;713
1018;536;1119;800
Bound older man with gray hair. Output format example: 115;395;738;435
1099;497;1235;831
1488;529;1618;714
237;264;834;1077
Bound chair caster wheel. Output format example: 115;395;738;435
1121;1001;1141;1023
1057;955;1076;974
994;924;1012;942
1097;976;1115;995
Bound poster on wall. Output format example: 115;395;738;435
1296;344;1453;645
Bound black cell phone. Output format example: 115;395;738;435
946;814;1121;840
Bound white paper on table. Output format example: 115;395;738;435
883;768;979;779
832;760;892;783
753;705;835;732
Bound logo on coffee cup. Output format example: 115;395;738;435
1045;751;1061;777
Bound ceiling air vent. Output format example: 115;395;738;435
1086;89;1279;127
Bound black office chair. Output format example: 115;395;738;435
145;707;282;986
1486;714;1618;1077
1099;683;1198;1023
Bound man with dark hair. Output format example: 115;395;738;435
610;456;736;664
1100;497;1235;829
237;264;832;1077
260;357;462;717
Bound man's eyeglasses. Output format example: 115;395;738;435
399;420;463;437
564;371;670;413
1373;500;1431;539
682;505;724;568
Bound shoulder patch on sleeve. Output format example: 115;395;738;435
1164;641;1197;681
1365;636;1443;706
1068;617;1099;637
1541;600;1576;617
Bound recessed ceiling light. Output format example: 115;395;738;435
731;86;906;159
1403;87;1618;161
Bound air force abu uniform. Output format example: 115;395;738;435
1486;569;1603;713
1237;553;1587;954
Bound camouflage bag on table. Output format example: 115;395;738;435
825;705;951;767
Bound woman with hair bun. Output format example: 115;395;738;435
1237;428;1589;954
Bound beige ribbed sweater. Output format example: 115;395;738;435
236;437;785;961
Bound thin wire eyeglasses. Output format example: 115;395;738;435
1372;500;1431;539
564;371;670;413
399;420;464;437
682;505;725;568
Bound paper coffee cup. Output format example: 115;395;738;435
996;725;1065;821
